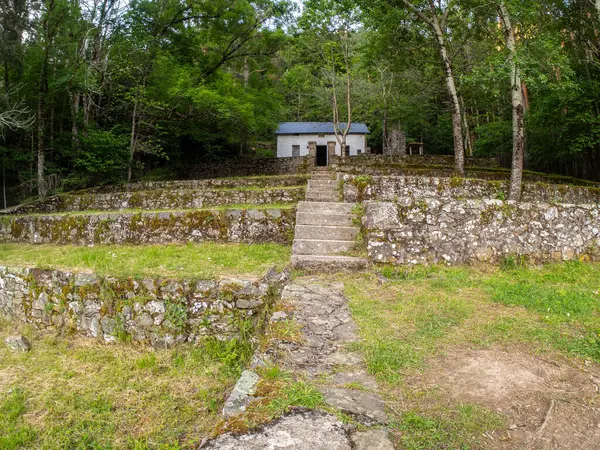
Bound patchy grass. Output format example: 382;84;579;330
343;261;600;448
0;322;253;449
0;242;290;279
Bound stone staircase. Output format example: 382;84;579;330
291;169;368;272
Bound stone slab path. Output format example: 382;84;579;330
207;280;394;449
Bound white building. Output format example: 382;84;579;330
275;122;369;166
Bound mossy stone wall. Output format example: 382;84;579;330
364;199;600;265
0;266;284;347
342;175;600;205
0;208;296;245
5;187;306;215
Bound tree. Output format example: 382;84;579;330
398;0;465;175
498;2;525;201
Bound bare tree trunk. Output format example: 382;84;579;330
37;95;46;198
433;20;465;175
500;3;524;201
460;96;473;156
331;30;352;162
82;94;90;135
70;92;80;150
127;99;138;182
243;56;249;86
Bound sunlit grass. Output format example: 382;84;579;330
342;261;600;448
0;322;252;449
0;242;291;279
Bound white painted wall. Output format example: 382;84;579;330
276;134;367;159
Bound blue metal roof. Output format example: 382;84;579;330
275;122;370;135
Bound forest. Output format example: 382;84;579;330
1;0;600;206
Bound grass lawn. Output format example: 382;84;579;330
343;261;600;449
0;243;291;279
0;322;253;449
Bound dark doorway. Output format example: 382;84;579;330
316;145;328;166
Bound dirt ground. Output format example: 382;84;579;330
410;347;600;449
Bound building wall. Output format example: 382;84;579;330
277;134;367;159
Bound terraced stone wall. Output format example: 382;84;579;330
364;199;600;265
179;156;313;179
84;174;309;194
332;154;500;169
5;187;306;214
337;166;600;187
0;266;285;347
0;208;296;245
343;175;600;204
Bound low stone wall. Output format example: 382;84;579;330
85;174;309;194
338;166;600;187
363;199;600;265
0;266;282;346
0;208;296;245
343;175;600;204
179;157;313;179
5;187;306;214
332;154;500;169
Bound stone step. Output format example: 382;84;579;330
291;255;369;272
306;186;337;193
296;212;354;226
305;192;339;202
311;173;335;180
308;179;338;188
297;202;354;214
292;239;355;256
295;225;359;241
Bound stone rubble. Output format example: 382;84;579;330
4;335;31;352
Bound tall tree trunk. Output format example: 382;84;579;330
37;94;46;199
70;92;80;151
433;20;465;175
127;99;138;182
500;3;525;201
460;96;473;157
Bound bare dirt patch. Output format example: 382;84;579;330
412;347;600;449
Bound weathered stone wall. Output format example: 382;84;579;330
338;166;600;187
331;154;500;169
343;175;600;204
85;174;309;195
363;199;600;265
179;156;313;179
5;187;306;214
0;208;296;245
0;266;283;346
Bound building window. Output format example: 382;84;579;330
318;133;325;138
345;145;350;156
357;149;362;155
292;145;300;157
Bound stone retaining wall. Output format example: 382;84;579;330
85;174;309;194
5;187;306;214
0;266;282;346
179;156;313;179
343;175;600;204
338;166;600;187
363;199;600;265
332;154;500;168
0;208;296;245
